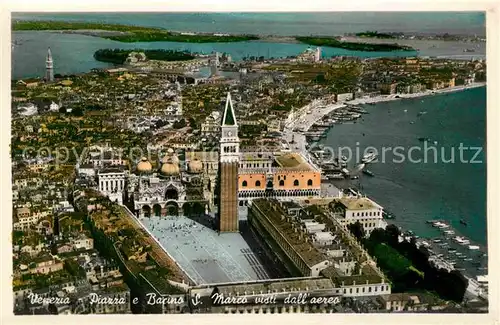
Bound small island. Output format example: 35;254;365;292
355;31;399;39
93;49;195;64
296;36;415;52
12;20;260;43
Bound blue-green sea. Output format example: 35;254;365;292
321;87;487;247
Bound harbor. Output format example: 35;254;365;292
303;104;366;142
418;219;487;275
283;86;487;282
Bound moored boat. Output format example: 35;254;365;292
362;152;377;163
362;169;374;177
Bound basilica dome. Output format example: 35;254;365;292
160;162;180;176
188;159;203;173
136;157;152;173
161;154;179;165
161;148;179;164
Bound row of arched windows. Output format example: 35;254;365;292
239;189;319;198
241;179;314;187
355;211;381;217
223;146;237;153
242;180;262;187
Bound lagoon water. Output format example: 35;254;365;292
321;87;487;246
12;31;417;79
11;12;485;79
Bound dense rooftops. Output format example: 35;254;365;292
251;199;326;268
251;199;387;286
196;277;335;297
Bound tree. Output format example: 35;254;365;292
173;119;187;129
385;224;400;247
188;117;199;129
347;221;365;241
368;228;386;244
72;107;84;117
315;74;327;84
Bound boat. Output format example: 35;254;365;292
432;221;449;229
417;111;427;117
383;211;395;219
463;48;476;52
469;245;480;250
327;173;345;180
454;236;471;245
362;152;378;163
460;219;468;226
350;176;359;180
362;169;374;177
443;230;455;235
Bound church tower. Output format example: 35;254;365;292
45;48;54;82
218;92;240;232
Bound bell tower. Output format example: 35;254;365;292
45;48;54;82
218;92;239;232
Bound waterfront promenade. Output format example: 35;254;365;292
283;82;486;156
348;82;486;105
283;100;345;154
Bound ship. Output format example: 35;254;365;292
431;221;449;229
382;211;395;219
362;152;377;163
453;236;471;245
327;173;345;180
362;169;374;177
